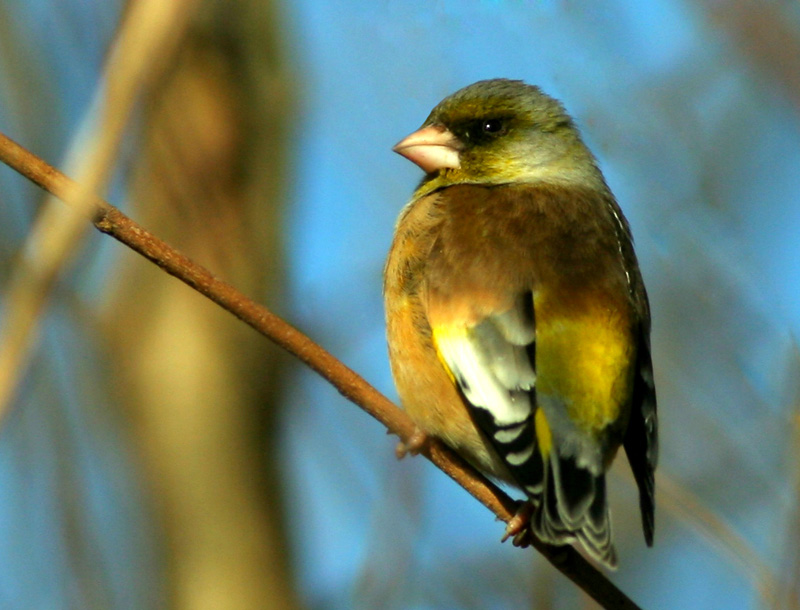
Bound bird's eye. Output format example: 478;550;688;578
481;119;504;134
457;118;507;143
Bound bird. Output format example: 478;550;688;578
383;79;657;568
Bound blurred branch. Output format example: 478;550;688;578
657;473;779;604
703;0;800;114
0;131;645;610
107;3;300;607
784;410;800;609
0;0;200;421
772;354;800;610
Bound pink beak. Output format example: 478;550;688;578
393;124;462;174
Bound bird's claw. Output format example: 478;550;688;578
395;427;429;459
502;500;534;548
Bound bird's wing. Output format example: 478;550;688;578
608;197;659;547
429;292;618;567
623;317;658;546
430;292;545;496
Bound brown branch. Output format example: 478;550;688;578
0;129;644;610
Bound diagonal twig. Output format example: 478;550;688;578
0;130;645;610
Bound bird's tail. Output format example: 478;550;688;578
532;454;617;569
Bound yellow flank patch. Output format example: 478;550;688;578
431;326;466;386
535;408;552;458
535;309;635;433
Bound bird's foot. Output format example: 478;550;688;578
501;500;534;548
395;427;429;459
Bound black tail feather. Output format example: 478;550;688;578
530;456;616;568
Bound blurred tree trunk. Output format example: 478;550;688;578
103;1;300;608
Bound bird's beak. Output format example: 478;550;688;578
393;124;462;173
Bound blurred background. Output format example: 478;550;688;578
0;1;799;609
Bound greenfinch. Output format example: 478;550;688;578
384;79;657;568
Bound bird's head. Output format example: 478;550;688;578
394;79;605;195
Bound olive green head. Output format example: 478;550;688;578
395;79;606;195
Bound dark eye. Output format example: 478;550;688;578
456;118;507;143
481;119;504;134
